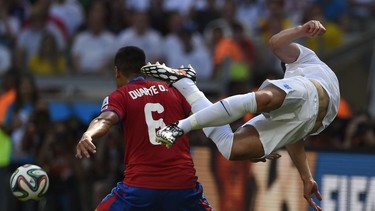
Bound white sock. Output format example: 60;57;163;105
173;79;202;104
173;78;211;112
174;79;211;132
203;126;233;159
178;92;257;132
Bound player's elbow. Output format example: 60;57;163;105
268;35;282;52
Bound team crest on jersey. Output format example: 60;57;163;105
101;96;109;111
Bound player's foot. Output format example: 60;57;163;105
156;122;184;148
141;62;196;84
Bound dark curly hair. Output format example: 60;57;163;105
114;46;146;76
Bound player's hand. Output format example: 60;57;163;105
300;20;326;38
75;133;97;159
303;178;322;211
250;152;281;163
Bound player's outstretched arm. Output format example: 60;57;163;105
269;20;326;64
75;111;119;159
286;140;322;211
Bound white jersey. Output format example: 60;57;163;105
284;44;340;134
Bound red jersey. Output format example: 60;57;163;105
101;77;197;189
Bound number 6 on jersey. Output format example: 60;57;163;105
144;103;166;145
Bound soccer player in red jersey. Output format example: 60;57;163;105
75;46;212;211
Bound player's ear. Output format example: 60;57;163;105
114;66;120;78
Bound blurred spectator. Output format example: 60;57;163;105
256;0;294;44
203;0;241;41
225;22;257;94
252;0;293;82
163;0;195;15
283;0;310;25
3;73;42;211
7;0;32;23
163;20;213;79
4;73;41;167
126;0;196;15
0;125;12;211
50;0;84;38
0;0;18;74
191;0;222;34
148;0;170;36
71;0;115;74
301;3;344;55
314;0;348;25
337;97;353;120
342;111;375;151
126;0;150;11
106;0;130;34
78;0;90;13
347;0;375;31
232;22;256;67
0;70;17;124
28;32;67;75
0;71;17;211
164;11;185;38
202;1;255;91
36;117;84;211
0;44;11;73
0;0;21;47
234;0;264;37
14;3;66;70
117;11;163;62
206;23;255;95
210;26;242;67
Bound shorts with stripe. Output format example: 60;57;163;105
96;181;213;211
244;76;319;156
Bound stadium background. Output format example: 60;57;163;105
1;0;375;210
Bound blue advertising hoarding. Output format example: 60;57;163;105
314;152;375;211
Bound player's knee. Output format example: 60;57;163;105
255;89;285;112
255;91;274;111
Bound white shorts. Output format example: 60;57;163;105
243;76;319;156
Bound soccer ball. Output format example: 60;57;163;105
10;164;49;201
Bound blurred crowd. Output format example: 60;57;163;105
1;0;375;210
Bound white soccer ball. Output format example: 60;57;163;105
10;164;49;201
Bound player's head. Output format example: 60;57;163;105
114;46;145;86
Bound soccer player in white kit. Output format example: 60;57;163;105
141;20;340;211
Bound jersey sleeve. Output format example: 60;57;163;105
294;43;322;65
100;90;126;120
